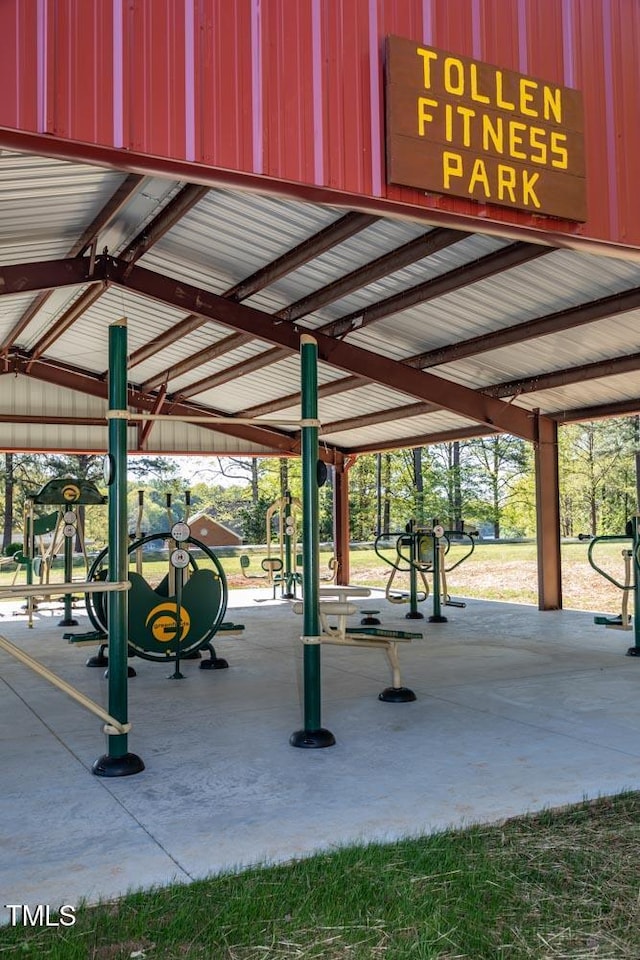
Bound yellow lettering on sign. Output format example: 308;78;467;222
417;97;438;135
445;103;454;141
468;158;491;198
543;86;562;123
497;165;517;202
522;169;541;207
442;151;463;188
482;114;504;153
508;120;527;160
457;105;476;147
416;46;438;88
519;78;539;117
550;130;568;168
495;71;515;110
529;126;548;164
469;64;490;104
444;56;464;95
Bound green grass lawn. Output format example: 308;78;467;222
0;539;630;614
1;793;639;958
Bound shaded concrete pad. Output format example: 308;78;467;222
1;590;639;914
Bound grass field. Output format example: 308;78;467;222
1;793;639;958
0;539;632;619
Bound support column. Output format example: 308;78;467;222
93;318;144;777
290;334;335;748
534;415;562;611
333;453;351;586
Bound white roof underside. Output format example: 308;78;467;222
2;148;640;456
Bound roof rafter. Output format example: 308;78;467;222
0;257;100;298
136;211;379;384
233;241;554;416
114;260;542;441
320;402;440;436
347;424;500;455
149;226;468;394
552;398;640;423
26;183;209;364
486;351;640;399
0;173;144;356
8;355;310;455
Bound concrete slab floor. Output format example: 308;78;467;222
1;588;639;917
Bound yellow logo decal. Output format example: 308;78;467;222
62;484;81;502
145;602;191;643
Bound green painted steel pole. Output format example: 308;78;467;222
290;335;334;748
93;318;144;777
631;517;640;655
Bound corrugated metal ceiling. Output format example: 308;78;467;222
2;148;640;458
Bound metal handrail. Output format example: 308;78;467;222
587;535;634;591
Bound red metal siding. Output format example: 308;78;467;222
0;0;639;253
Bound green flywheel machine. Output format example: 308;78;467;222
69;519;244;678
588;516;640;656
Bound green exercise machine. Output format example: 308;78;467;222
17;478;107;628
588;516;640;656
72;525;243;677
374;519;476;622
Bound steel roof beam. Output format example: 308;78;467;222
157;227;467;394
173;346;287;399
115;261;541;441
319;240;551;339
10;356;306;454
320;402;440;436
407;286;640;369
27;183;209;364
231;241;552;415
0;257;99;298
225;211;380;301
551;398;640;423
346;425;499;455
133;212;379;380
0;174;144;356
134;330;248;381
486;351;640;398
242;376;364;418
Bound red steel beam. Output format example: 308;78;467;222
27;183;209;364
232;241;553;415
156;227;466;395
116;262;540;441
552;398;640;423
407;286;640;369
487;352;640;398
346;425;499;455
11;356;304;454
135;212;379;383
0;258;98;298
0;174;144;355
320;402;439;436
242;376;364;418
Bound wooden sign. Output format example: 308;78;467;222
385;36;586;221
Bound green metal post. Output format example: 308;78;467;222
281;490;295;599
629;517;640;657
58;529;78;626
93;318;144;777
290;335;335;748
405;520;423;620
429;523;448;623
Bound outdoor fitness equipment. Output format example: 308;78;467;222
374;520;476;622
588;517;640;656
18;478;107;628
77;523;238;677
239;490;302;599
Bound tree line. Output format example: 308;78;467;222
1;416;639;551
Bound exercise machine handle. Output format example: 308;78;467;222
587;534;634;591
